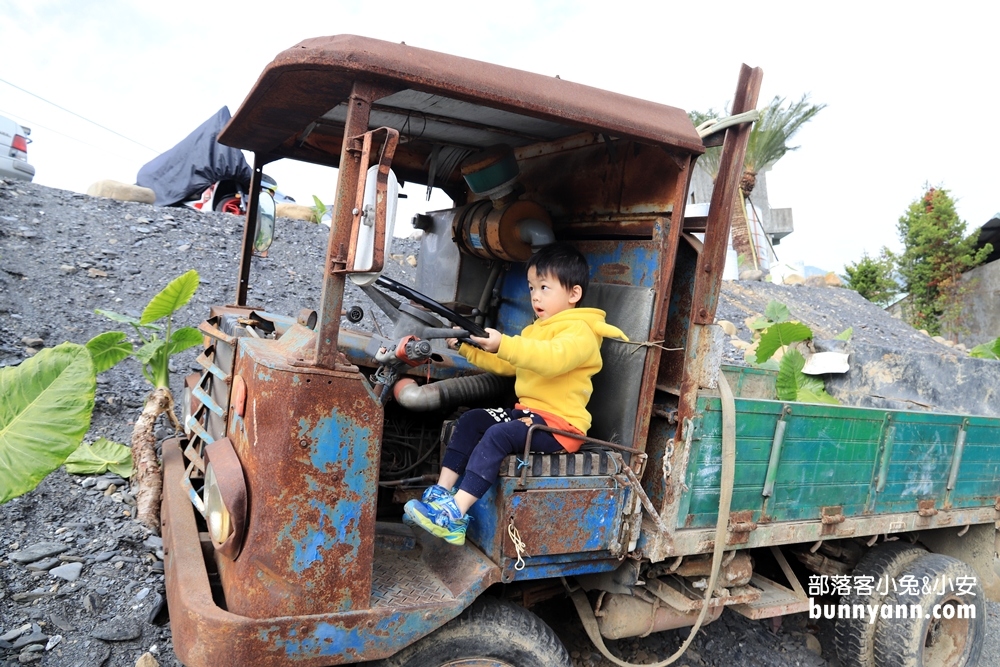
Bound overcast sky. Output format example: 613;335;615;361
2;0;997;274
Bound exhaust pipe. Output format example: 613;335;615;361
393;374;512;412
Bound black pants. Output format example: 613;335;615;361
441;407;565;498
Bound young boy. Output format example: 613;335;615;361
404;242;627;545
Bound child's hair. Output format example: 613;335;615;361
526;242;590;301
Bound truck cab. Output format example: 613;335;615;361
161;35;997;667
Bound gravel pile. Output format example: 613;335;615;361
1;179;997;667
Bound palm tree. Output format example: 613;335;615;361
692;95;825;274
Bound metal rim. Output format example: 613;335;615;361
923;597;971;666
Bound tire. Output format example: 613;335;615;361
214;194;242;215
377;597;572;667
835;541;926;667
873;553;985;667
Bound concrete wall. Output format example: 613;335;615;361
959;259;1000;347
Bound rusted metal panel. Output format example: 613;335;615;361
216;325;384;618
505;489;624;558
219;36;703;164
162;439;502;666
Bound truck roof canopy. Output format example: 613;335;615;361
219;35;703;190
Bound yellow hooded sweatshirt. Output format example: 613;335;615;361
459;307;628;444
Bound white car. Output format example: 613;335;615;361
0;115;35;182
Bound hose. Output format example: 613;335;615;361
392;373;512;412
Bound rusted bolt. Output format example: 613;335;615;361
299;439;309;449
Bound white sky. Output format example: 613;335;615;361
2;0;998;274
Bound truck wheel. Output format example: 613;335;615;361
377;597;572;667
834;540;925;667
214;195;243;215
872;553;985;667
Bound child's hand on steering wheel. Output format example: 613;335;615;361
470;328;502;353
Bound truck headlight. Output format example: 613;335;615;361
202;437;248;559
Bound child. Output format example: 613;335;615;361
403;242;627;545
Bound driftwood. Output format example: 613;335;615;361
131;387;174;533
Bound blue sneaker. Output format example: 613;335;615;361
403;496;469;546
402;485;454;526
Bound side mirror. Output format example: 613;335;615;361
253;191;276;256
349;164;399;286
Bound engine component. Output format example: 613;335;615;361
393;373;513;412
452;199;553;262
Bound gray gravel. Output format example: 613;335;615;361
1;179;996;667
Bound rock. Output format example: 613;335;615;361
804;633;822;655
823;271;843;287
94;479;114;491
717;320;737;336
804;275;827;288
783;273;805;285
17;652;42;663
9;543;70;565
59;264;77;273
406;254;418;267
49;562;83;582
143;536;163;551
135;652;160;667
25;557;61;572
739;269;765;281
48;612;73;632
83;591;101;613
20;337;43;347
11;630;47;650
90;616;141;642
275;203;316;221
86;180;156;205
1;625;31;642
44;635;62;650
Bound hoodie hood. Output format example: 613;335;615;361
537;307;629;342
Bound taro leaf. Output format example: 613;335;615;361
764;301;791;324
777;349;839;404
95;309;160;330
141;270;200;325
756;322;813;364
167;327;203;356
64;438;132;478
135;338;166;365
0;343;96;503
969;337;1000;360
835;327;854;341
86;331;133;373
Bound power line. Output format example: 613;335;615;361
0;76;161;154
0;108;153;164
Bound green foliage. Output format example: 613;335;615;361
742;94;826;178
312;195;329;224
843;248;900;307
64;438;132;477
756;322;813;364
98;270;201;388
0;344;96;503
748;300;839;405
86;331;133;374
776;349;839;404
896;187;993;337
689;94;824;182
835;327;853;341
969;337;1000;360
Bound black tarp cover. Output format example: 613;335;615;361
136;107;252;206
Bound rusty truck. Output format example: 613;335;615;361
161;35;1000;667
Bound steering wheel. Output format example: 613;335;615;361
375;276;490;338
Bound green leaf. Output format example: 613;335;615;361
96;309;160;330
141;270;200;325
776;349;839;404
748;316;771;331
135;338;166;365
834;327;854;341
168;327;203;355
969;337;1000;359
0;344;96;503
64;438;132;478
86;331;133;373
756;322;813;363
764;301;791;324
